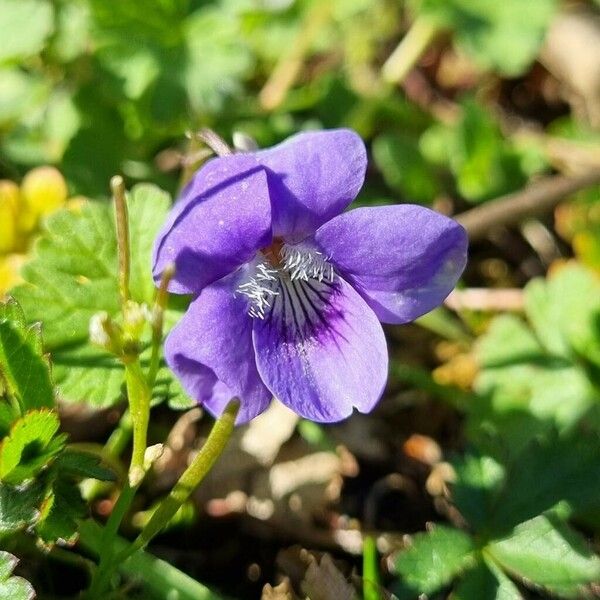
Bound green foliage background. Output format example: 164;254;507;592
1;0;600;598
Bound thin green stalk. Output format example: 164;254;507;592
86;483;138;598
125;360;152;487
83;411;132;501
79;520;222;600
147;263;175;388
117;400;239;562
362;534;381;600
382;15;442;84
111;175;130;306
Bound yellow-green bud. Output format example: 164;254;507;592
0;181;19;253
19;166;68;231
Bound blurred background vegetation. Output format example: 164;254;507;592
2;0;600;598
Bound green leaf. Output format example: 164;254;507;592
488;513;600;598
372;133;439;203
452;453;505;531
454;558;522;600
524;265;600;367
0;551;35;600
454;0;557;76
36;478;86;545
393;525;476;596
0;403;16;439
0;0;54;63
0;297;55;411
79;519;223;600
0;409;66;484
452;100;527;203
485;434;600;534
0;477;46;533
183;7;253;114
12;184;188;408
54;449;115;482
11;202;120;349
127;183;173;302
419;0;558;76
473;313;596;448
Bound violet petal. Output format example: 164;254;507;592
164;270;272;423
314;205;468;324
152;154;272;295
257;129;367;241
252;274;388;422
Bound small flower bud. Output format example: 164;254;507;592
123;300;149;341
19;166;68;231
0;254;25;295
89;311;112;349
0;181;19;253
144;444;165;471
232;131;259;152
129;466;145;488
89;311;123;355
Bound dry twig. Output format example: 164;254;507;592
456;170;600;242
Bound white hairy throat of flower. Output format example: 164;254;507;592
237;244;335;320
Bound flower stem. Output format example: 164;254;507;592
85;483;138;598
111;175;130;306
381;16;441;84
147;263;175;388
116;400;239;562
362;534;381;600
125;360;152;487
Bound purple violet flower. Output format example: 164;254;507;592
153;129;468;424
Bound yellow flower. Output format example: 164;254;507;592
18;166;68;233
0;166;71;297
0;254;26;298
0;180;19;254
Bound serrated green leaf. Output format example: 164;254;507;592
488;513;600;598
0;0;54;63
0;297;54;411
54;449;115;481
0;551;35;600
36;477;86;545
524;265;600;367
393;525;476;596
0;409;65;484
11;184;189;408
0;477;46;533
473;313;596;449
11;202;120;348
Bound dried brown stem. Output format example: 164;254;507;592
456;170;600;242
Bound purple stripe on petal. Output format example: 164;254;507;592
153;154;272;295
252;275;388;423
314;205;468;324
256;129;367;241
164;271;272;424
